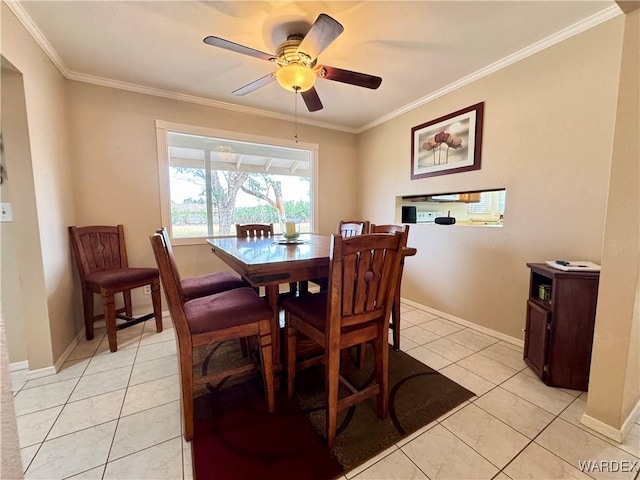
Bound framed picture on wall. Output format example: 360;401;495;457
411;102;484;179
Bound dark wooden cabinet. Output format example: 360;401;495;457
524;263;600;391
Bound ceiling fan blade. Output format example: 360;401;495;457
203;36;275;61
297;14;344;61
301;87;323;112
321;65;382;90
232;73;276;96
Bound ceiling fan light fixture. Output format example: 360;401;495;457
275;63;316;92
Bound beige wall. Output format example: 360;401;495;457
357;17;625;340
586;8;639;431
2;3;77;369
1;65;29;363
66;81;359;310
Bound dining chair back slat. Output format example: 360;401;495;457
337;220;371;237
236;223;274;238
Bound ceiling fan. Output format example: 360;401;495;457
203;13;382;112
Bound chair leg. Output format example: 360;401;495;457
373;333;389;420
357;342;366;368
258;320;275;413
102;292;118;352
340;349;350;375
239;338;249;357
391;295;401;351
298;281;309;295
123;289;133;318
326;346;340;448
285;318;298;397
180;348;195;442
151;280;163;333
82;289;95;340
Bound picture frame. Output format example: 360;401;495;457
411;102;484;179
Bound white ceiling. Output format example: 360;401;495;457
11;1;619;132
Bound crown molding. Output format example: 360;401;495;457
65;71;358;134
355;4;622;134
5;0;70;76
9;1;621;136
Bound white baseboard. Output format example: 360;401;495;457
9;360;28;372
14;311;173;382
24;365;57;381
401;298;524;348
581;398;640;443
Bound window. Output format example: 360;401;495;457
156;121;318;243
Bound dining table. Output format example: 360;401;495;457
208;234;331;371
208;233;417;371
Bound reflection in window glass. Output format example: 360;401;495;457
467;191;506;215
167;132;313;238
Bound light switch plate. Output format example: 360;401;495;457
1;203;14;222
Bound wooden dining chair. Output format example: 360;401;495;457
300;220;372;295
150;232;275;442
236;223;274;238
68;225;163;352
156;227;247;300
236;223;301;296
338;220;371;237
282;232;404;446
370;224;412;351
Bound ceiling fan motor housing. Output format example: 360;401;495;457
275;34;315;68
274;34;318;92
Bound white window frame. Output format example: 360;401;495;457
155;120;319;246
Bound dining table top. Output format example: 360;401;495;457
207;234;332;286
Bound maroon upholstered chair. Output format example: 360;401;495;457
69;225;163;352
150;232;275;442
283;232;404;446
156;227;247;301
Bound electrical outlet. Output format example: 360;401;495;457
1;203;13;222
143;285;151;295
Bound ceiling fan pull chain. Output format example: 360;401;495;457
294;87;299;143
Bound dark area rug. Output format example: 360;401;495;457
192;342;474;480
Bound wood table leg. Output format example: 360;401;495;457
265;284;281;371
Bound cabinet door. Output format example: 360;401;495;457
524;300;551;379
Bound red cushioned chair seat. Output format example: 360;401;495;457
184;287;273;334
85;267;159;290
182;271;248;301
281;292;376;335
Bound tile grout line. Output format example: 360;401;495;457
101;325;145;479
20;350;95;475
20;331;107;476
496;395;600;480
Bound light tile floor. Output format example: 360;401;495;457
11;304;640;479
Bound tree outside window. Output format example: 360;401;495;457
167;132;313;238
